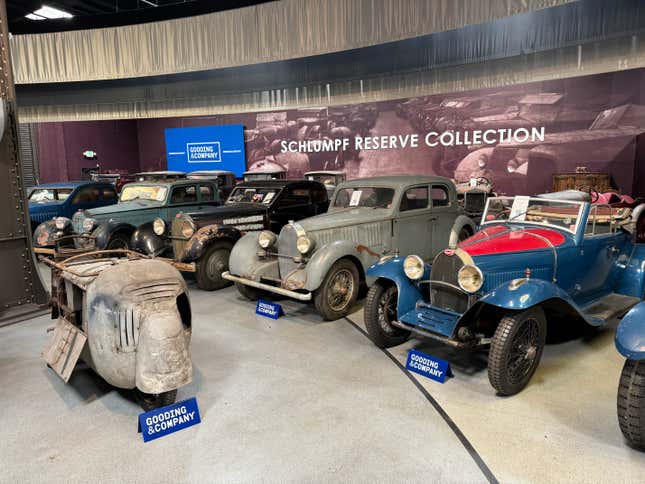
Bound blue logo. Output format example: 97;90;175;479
187;141;221;163
138;397;201;442
256;299;283;319
405;349;452;383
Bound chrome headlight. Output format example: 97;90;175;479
82;218;96;233
181;220;195;238
458;264;484;293
55;217;70;230
153;218;166;236
403;255;424;280
258;231;276;249
296;235;314;254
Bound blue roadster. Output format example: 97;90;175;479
365;192;645;395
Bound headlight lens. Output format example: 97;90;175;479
153;218;166;236
181;220;195;238
458;264;484;293
82;218;95;232
55;217;69;230
403;255;424;280
296;235;314;254
258;231;276;249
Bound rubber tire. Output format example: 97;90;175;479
488;307;546;396
618;359;645;450
364;282;410;348
106;232;131;250
195;242;232;291
235;282;267;301
314;258;360;321
135;389;177;411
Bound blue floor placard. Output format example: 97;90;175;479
256;299;283;319
405;349;452;383
138;397;201;442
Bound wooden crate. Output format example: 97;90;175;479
552;173;611;192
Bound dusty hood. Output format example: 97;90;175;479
86;199;163;217
297;207;391;233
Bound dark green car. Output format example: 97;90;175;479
34;179;221;251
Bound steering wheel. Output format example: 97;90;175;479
577;185;600;203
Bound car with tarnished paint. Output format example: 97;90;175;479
305;170;347;197
41;250;192;410
28;181;118;232
364;192;645;395
33;179;221;252
223;176;476;321
133;179;330;290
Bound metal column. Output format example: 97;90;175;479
0;0;48;326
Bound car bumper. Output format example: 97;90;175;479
222;271;312;301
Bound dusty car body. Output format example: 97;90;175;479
33;179;221;252
305;170;347;197
223;176;476;320
364;192;645;395
134;171;187;182
134;180;330;290
187;170;237;198
243;167;288;182
41;251;192;410
615;300;645;449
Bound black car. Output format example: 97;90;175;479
132;179;330;290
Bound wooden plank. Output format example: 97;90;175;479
42;318;87;382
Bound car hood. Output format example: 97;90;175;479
297;207;391;232
85;199;163;217
186;203;267;228
459;224;570;258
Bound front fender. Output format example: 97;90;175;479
94;221;136;249
616;301;645;360
479;278;575;311
228;232;266;278
180;224;242;262
131;221;166;255
366;257;429;319
34;219;69;247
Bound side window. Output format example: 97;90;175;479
276;187;310;207
311;186;327;203
200;185;214;201
72;187;100;204
431;185;450;207
400;186;429;212
103;187;118;201
171;185;198;204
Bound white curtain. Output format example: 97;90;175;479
10;0;572;85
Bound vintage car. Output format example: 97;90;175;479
305;170;347;197
41;250;192;410
223;176;476;320
615;296;645;450
29;181;118;231
134;170;187;182
364;192;645;395
134;180;329;290
243;167;288;182
187;170;237;198
33;179;220;251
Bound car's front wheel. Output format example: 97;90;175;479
235;282;267;301
488;307;546;396
135;389;177;411
364;282;410;348
314;259;359;321
195;242;232;291
618;359;645;450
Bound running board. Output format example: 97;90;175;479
582;293;640;323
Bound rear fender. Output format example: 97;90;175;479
616;301;645;360
366;257;429;319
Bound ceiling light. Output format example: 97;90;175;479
33;6;74;19
25;13;46;21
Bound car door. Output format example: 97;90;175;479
269;185;317;231
392;185;434;259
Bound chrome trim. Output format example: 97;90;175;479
222;271;312;301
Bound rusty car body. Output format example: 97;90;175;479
133;179;330;290
223;176;476;320
42;250;192;410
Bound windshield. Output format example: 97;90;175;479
332;187;395;209
120;185;168;202
244;173;283;181
227;187;281;205
482;196;584;233
29;188;72;202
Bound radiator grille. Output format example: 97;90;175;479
117;307;140;352
171;217;188;259
72;211;85;234
428;252;469;313
277;224;300;278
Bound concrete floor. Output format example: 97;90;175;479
2;268;645;483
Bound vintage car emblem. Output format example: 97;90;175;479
443;249;455;256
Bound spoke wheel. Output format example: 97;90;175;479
314;259;359;321
364;282;410;348
488;307;546;396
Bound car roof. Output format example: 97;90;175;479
32;181;111;189
122;178;216;188
305;171;345;175
134;171;186;176
338;175;453;188
235;179;323;189
188;170;235;176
